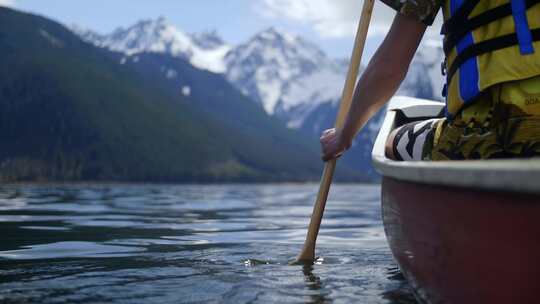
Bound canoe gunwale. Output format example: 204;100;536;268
371;96;540;194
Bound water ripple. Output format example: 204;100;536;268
0;184;416;303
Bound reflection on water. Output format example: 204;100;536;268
0;184;416;303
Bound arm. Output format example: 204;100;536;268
321;13;427;161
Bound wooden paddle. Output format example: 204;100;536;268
295;0;375;264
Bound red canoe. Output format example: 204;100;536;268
372;97;540;304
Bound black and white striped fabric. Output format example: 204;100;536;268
392;118;441;161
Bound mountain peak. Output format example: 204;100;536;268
225;27;343;116
134;16;168;28
116;16;175;40
254;27;298;44
190;30;226;50
157;15;167;23
73;18;230;73
133;17;159;26
102;17;191;59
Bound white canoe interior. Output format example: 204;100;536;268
372;96;540;194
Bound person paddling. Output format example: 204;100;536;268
321;0;540;162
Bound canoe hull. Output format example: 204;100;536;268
382;177;540;304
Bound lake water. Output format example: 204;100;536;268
0;184;416;303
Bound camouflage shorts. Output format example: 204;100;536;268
393;75;540;161
428;77;540;160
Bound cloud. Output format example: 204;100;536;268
260;0;396;38
0;0;15;7
260;0;442;39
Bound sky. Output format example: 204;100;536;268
0;0;443;60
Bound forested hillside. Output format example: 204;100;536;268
0;7;365;182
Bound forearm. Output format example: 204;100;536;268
339;14;427;145
340;53;407;143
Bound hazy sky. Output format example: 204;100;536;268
1;0;443;60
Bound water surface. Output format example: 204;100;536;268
0;184;416;303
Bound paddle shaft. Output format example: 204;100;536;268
296;0;375;262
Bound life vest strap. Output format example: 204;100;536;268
512;0;536;54
447;27;540;84
441;0;480;35
443;0;540;55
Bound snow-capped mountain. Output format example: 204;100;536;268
71;18;445;180
73;21;350;129
72;17;231;73
225;27;445;130
399;39;445;101
225;28;347;128
72;18;444;126
70;24;104;45
190;30;226;50
222;28;443;178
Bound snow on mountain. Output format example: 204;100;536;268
224;30;444;180
190;30;226;50
72;17;231;73
225;28;346;127
70;24;105;44
72;18;444;127
70;19;445;180
399;38;445;101
225;28;444;129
